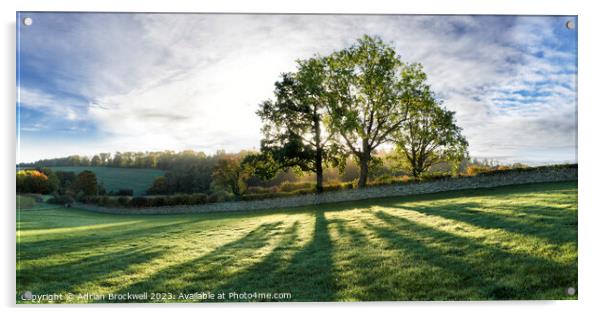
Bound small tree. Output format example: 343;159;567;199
391;98;468;178
211;156;251;196
16;170;52;194
55;171;76;194
72;170;98;196
147;176;169;195
40;168;59;193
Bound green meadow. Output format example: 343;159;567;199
16;181;577;302
50;166;164;196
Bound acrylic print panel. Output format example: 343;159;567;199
16;12;577;303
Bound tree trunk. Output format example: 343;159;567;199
314;109;324;193
316;147;324;193
358;139;370;187
358;157;369;187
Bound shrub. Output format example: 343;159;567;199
279;181;314;192
246;186;273;194
129;196;149;208
242;189;314;201
165;194;192;206
190;193;208;204
115;188;133;196
96;196;111;207
149;196;166;207
89;196;103;204
420;172;453;182
47;194;75;206
466;165;492;176
147;176;169;195
322;183;343;192
208;193;221;203
72;170;99;196
55;171;76;193
321;182;353;191
98;183;107;196
16;170;53;194
242;192;283;201
117;196;131;207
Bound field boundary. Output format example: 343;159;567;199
72;166;577;215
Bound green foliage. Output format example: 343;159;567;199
390;96;469;177
279;181;315;192
257;57;335;192
245;186;276;195
47;194;75;206
16;170;53;194
323;35;431;187
322;182;354;192
147;176;169;195
54;170;76;194
117;196;131;207
129;196;149;208
72;171;98;196
211;155;252;196
241;153;280;181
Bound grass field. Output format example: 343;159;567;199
17;195;37;209
17;195;58;211
50;166;164;196
16;181;577;302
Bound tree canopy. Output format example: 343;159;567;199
323;35;432;187
256;57;334;192
391;97;468;177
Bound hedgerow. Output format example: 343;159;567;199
77;164;576;208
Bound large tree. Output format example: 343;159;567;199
257;57;334;193
391;97;468;178
323;35;431;187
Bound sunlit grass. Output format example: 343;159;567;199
16;181;577;302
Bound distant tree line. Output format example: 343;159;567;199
18;150;212;170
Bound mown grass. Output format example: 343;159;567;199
16;181;577;302
50;166;164;196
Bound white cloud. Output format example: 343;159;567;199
18;14;577;164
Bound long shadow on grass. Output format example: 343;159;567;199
112;221;285;302
17;246;166;301
18;218;207;260
214;211;337;302
392;201;576;245
328;217;410;300
364;211;576;299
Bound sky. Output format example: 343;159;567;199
16;13;577;165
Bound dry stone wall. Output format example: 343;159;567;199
75;166;577;215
